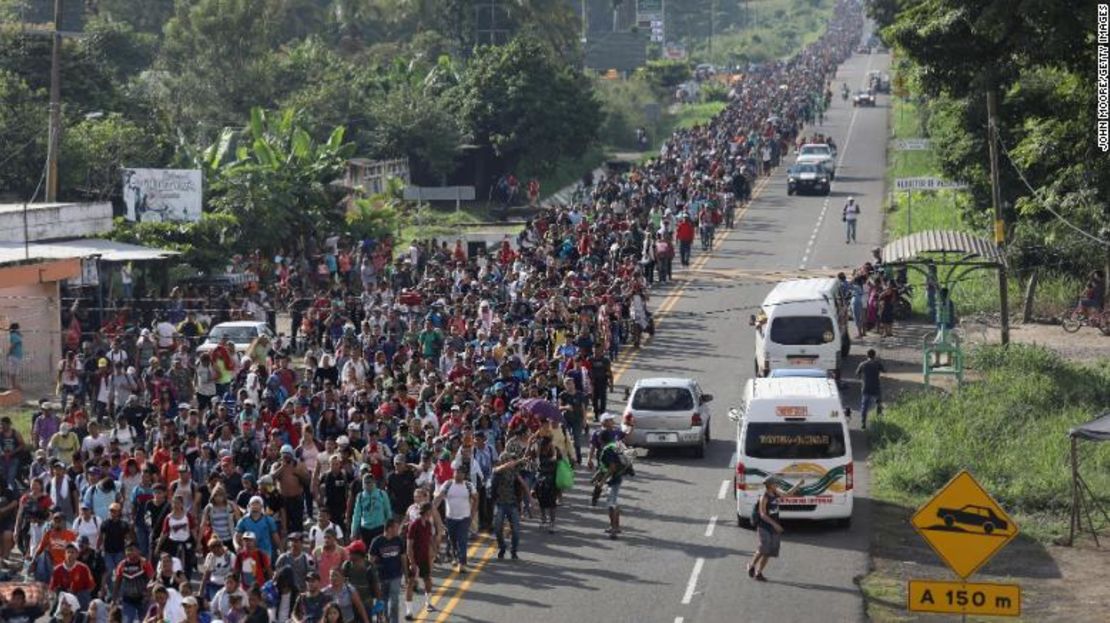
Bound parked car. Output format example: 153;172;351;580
622;377;713;458
195;321;273;356
786;162;832;196
853;90;876;107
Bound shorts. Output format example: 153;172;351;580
5;356;20;375
756;524;781;557
408;558;431;580
606;481;622;509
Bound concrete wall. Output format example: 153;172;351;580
0;202;113;242
0;259;78;396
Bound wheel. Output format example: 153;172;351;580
840;334;851;358
1061;312;1083;333
737;512;752;529
822;186;831;196
836;516;852;529
943;514;955;528
754;359;760;378
787;187;794;196
1099;312;1110;336
983;522;995;535
692;437;706;459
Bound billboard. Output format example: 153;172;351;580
122;169;203;223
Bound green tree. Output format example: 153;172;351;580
455;37;601;173
0;68;47;199
368;86;463;184
60;113;166;201
107;212;241;274
206;107;354;253
93;0;176;35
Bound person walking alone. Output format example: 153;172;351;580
856;348;885;429
675;215;695;267
748;475;804;581
842;197;860;244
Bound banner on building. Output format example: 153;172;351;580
122;168;203;223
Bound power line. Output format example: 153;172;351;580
994;133;1110;248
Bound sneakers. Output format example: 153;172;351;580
498;549;505;560
511;551;519;560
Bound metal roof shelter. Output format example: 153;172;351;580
1063;412;1110;547
880;229;1004;297
0;238;178;265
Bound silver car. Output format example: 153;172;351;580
622;378;713;458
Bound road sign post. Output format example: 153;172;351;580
908;470;1021;618
893;178;969;233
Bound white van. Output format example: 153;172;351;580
729;377;854;527
750;278;850;379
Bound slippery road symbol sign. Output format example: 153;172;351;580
911;470;1019;579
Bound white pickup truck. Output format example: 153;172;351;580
795;143;837;180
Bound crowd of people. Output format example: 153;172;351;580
0;2;863;622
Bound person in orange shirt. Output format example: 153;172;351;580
36;512;77;568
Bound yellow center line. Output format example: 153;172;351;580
432;542;500;622
610;173;771;385
422;173;777;621
410;532;490;621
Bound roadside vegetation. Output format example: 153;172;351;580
884;75;1081;320
869;344;1110;541
689;0;836;66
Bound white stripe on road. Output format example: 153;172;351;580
717;479;730;500
675;618;685;623
705;516;718;537
681;558;705;605
799;52;873;270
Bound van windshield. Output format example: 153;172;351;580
769;316;834;345
631;387;695;411
744;422;847;459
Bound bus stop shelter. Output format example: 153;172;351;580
1063;412;1110;547
880;230;1005;385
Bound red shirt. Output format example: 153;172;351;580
406;518;434;563
38;529;77;566
50;561;96;594
676;220;695;243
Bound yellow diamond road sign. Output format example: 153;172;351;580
911;470;1019;579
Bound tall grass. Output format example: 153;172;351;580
869;344;1110;540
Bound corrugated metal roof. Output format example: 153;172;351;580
882;230;1002;264
0;238;178;265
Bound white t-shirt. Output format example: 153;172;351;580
156;322;177;348
308;523;343;550
81;434;110;456
436;480;474;520
844;202;860;221
203;550;234;585
73;514;101;545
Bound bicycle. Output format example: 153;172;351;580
1061;307;1110;335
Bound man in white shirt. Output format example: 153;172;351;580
433;468;477;572
843;196;861;244
155;317;177;350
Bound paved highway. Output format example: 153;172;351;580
416;47;892;623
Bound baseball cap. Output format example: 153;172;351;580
599;412;616;423
346;540;367;555
242;531;257;540
280;444;294;456
248;495;264;507
182;596;199;607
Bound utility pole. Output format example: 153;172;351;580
986;88;1010;345
45;0;63;201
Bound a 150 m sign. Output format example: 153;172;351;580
908;580;1021;617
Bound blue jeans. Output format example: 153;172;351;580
381;576;402;623
679;241;692;265
121;601;143;623
845;219;857;242
493;503;521;554
103;551;124;589
860;393;881;426
0;456;19;490
446;517;471;566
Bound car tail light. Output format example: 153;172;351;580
691;412;703;427
623;410;635;426
845;462;854;491
735;461;746;491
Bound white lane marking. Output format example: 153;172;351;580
675;618;685;623
705;516;718;537
799;52;873;269
717;479;730;500
681;558;706;605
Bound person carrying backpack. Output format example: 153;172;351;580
748;475;804;581
351;474;392;546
